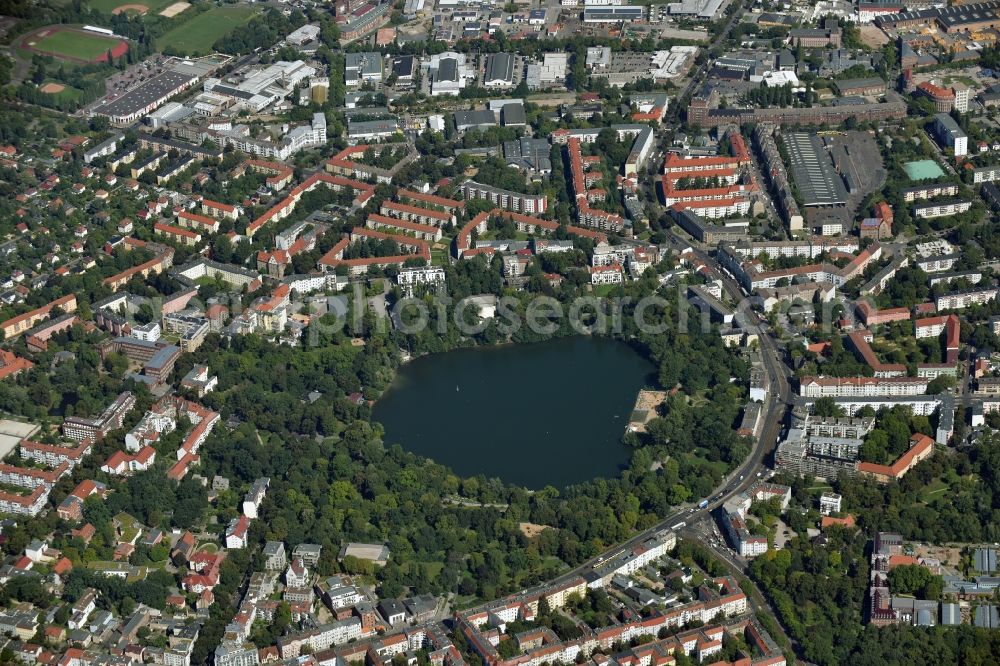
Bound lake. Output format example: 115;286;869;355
372;336;654;489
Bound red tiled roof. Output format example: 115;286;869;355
367;213;439;235
178;210;220;228
857;433;934;479
201;199;236;213
917;81;954;100
397;189;464;210
0;294;76;334
888;554;919;568
155;222;200;239
821;515;856;529
0;349;33;380
53;557;72;575
381;200;451;222
662;153;742;172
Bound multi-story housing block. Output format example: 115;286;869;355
798;376;930;398
460;181;547;214
62;392;136;442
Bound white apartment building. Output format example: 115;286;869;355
131;321;161;342
325;583;362;609
460;181;547;214
936;288;999;310
902;182;959;202
278;618;363;658
0;487;48;516
283;273;348;295
819;396;944;418
675;199;751;219
729;237;859;260
397;266;446;289
592;245;633;267
953;84;970;113
799;376;931;398
611;532;676;576
913;199;972;219
212;113;326;161
590;264;624;285
915;254;960;273
932;113;967;157
214;642;260;666
819;492;842;515
243;478;270;518
125;409;176;453
914;316;952;339
973;165;1000;183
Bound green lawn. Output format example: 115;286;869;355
431;247;450;266
941;75;977;88
920;479;949;503
33;29;123;61
542;555;567;571
156;5;256;55
400;560;444;578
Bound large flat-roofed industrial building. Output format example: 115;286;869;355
671;208;748;244
92;70;199;125
782;132;849;207
875;2;1000;34
667;0;725;19
484;53;515;88
583;6;646;22
205;60;317;111
688;90;907;128
344;52;383;87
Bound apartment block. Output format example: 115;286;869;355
798;376;930;398
62;392;136;442
913;199;972;219
460;181;547;214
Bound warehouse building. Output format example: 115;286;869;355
92;70;199;125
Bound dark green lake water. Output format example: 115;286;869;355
372;336;654;489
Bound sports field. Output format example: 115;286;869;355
40;81;83;103
156;5;256;55
24;27;129;63
86;0;173;14
903;159;945;181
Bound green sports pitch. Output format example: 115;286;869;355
156;5;256;55
28;27;128;63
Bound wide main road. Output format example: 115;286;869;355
682;241;794;407
549;392;787;583
672;0;752;120
539;225;796;597
551;306;791;588
532;0;785;622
